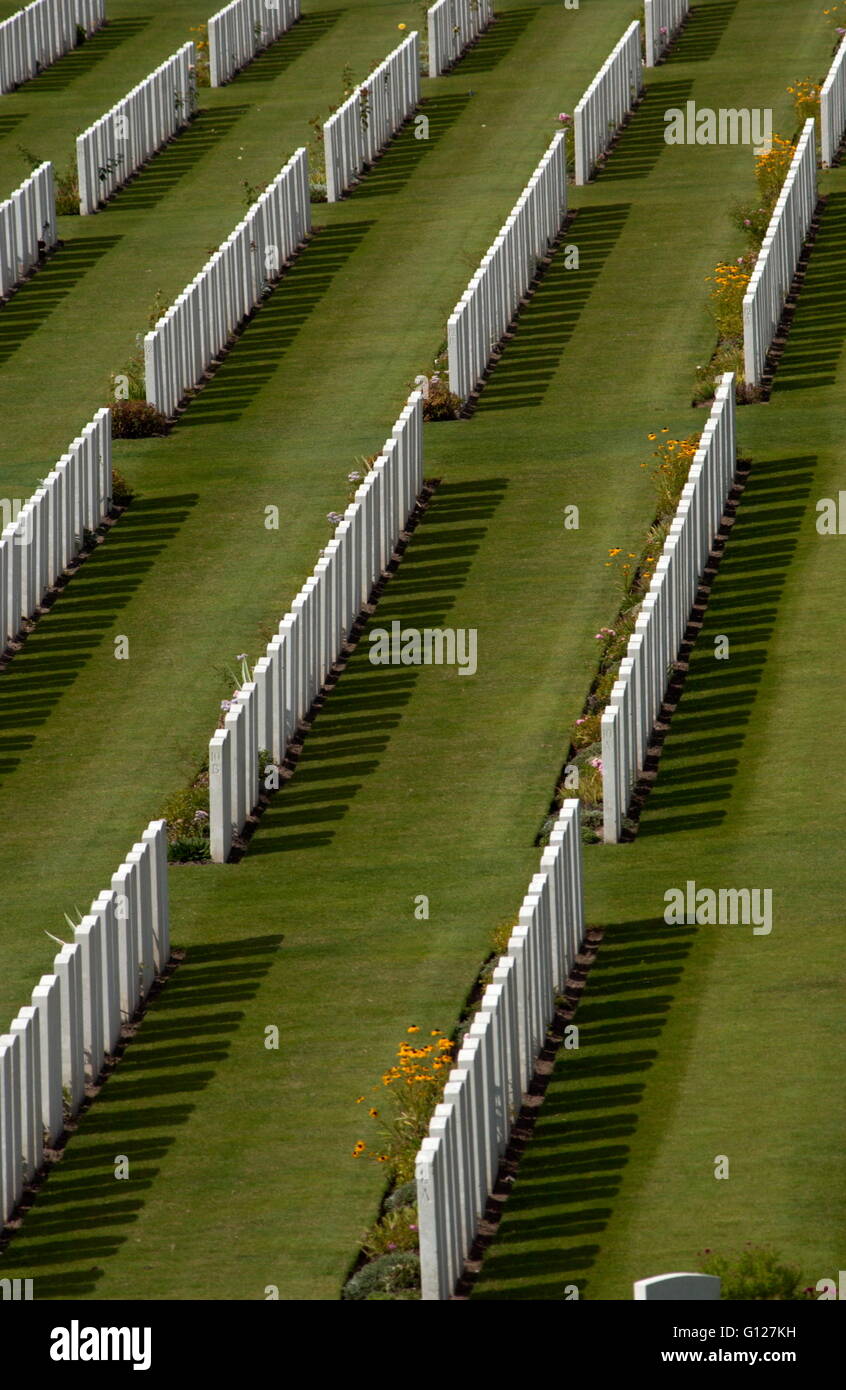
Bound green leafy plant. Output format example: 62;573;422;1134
352;1028;456;1184
18;142;79;215
700;1246;811;1301
242;178;267;209
361;1205;420;1259
160;783;210;863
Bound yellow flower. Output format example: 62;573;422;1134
647;432;656;440
369;1107;378;1118
609;547;621;556
407;1025;419;1033
398;21;407;28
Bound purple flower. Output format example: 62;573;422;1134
236;653;247;661
326;511;344;526
387;1242;397;1251
194;809;209;821
348;471;362;483
220;700;232;712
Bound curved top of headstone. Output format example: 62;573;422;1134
634;1273;721;1301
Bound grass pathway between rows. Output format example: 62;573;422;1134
1;1;838;1298
472;76;846;1306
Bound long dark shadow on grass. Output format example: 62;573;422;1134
248;478;507;857
0;113;27;141
230;9;346;83
454;7;539;75
0;495;197;786
105;106;250;213
350;93;472;200
175;220;374;427
668;0;738;64
472;916;697;1299
0;936;280;1297
598;80;694;183
770;192;846;393
636;455;815;839
0;235;121;364
18;19;151;93
475;204;630;411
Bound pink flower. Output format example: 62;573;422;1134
557;112;570;123
589;757;603;773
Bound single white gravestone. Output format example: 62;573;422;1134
634;1273;721;1300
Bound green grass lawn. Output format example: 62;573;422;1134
1;0;843;1301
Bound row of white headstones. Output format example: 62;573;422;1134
0;0;104;95
207;0;300;88
0;821;169;1226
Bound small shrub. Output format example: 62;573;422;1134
490;919;514;959
645;432;701;517
361;1205;419;1259
110;401;167;438
422;378;461;421
111;469;134;506
189;26;211;86
352;1028;456;1184
384;1180;416;1212
18;142;79;215
706;260;753;341
693;341;744;405
579;806;603;844
167;834;211;864
591;666;619;707
109;351;146;403
161;785;210;863
55;154;81;215
729;200;772;248
754;134;796;207
571;712;602;749
559;760;603;807
342;1251;420;1301
700;1247;809;1301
